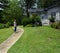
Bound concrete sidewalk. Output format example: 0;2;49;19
0;28;24;53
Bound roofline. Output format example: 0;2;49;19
28;3;59;13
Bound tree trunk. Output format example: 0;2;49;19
25;0;29;17
26;8;29;17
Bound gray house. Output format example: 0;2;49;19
28;5;60;25
47;6;60;21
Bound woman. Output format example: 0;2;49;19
14;19;17;32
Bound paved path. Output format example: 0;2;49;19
0;28;24;53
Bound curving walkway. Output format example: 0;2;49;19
0;28;24;53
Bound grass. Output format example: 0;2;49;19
0;27;13;44
8;26;60;53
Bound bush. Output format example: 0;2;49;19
49;16;55;23
22;14;42;27
51;21;60;29
5;23;9;28
6;22;10;28
31;14;42;26
0;23;5;29
22;17;31;27
26;24;33;27
0;23;9;29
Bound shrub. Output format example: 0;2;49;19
22;14;42;27
26;24;33;27
7;22;12;26
51;23;56;28
0;23;5;29
22;17;31;27
5;23;9;28
49;16;55;23
36;16;42;26
51;21;60;29
31;14;42;26
55;22;60;29
0;23;9;29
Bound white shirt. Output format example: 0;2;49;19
14;21;16;27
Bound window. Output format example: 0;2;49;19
51;12;56;17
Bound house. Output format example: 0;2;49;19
28;8;50;25
28;5;60;26
47;5;60;21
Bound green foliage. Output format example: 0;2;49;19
24;0;36;8
22;14;42;27
22;17;31;27
0;23;5;29
51;21;60;29
20;0;35;17
0;0;8;10
0;0;23;25
38;0;60;8
26;24;33;27
49;16;55;23
31;14;42;26
0;23;10;29
5;0;23;25
5;22;10;28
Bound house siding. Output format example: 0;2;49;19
47;7;60;21
56;12;60;21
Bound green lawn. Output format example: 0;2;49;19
0;27;13;44
8;26;60;53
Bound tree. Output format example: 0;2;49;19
0;0;9;23
0;0;8;10
4;0;23;25
20;0;36;17
0;0;23;25
38;0;60;8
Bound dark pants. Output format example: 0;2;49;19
14;27;17;32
